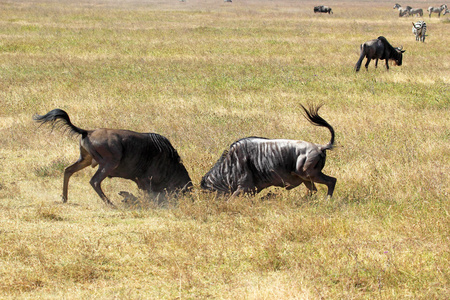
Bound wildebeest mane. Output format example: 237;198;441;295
377;36;401;61
146;133;180;161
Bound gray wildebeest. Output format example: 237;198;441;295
393;3;412;17
427;4;448;17
314;5;333;14
33;109;192;207
355;36;405;72
412;21;427;42
200;104;336;199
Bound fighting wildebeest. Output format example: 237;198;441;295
314;5;333;14
33;109;192;207
393;3;412;17
427;4;448;17
355;36;405;72
412;21;427;42
201;104;336;199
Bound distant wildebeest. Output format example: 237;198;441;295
393;3;412;17
355;36;405;72
427;4;448;17
408;7;424;16
314;5;333;14
33;109;192;207
201;104;337;199
412;21;427;42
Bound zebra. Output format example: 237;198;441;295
393;3;412;17
427;4;448;17
412;21;427;42
409;8;424;16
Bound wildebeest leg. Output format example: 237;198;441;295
309;173;336;198
89;162;119;207
374;59;379;68
365;58;371;70
303;180;318;196
385;60;389;70
63;147;93;203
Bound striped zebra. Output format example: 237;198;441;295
427;4;447;17
409;8;424;17
393;3;412;17
412;21;427;42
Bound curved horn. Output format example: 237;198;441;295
399;45;403;50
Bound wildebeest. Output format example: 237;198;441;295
412;21;427;42
444;8;450;15
201;104;336;199
314;5;333;14
33;109;192;207
393;3;412;17
355;36;405;72
427;4;448;17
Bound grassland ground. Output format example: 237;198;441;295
0;0;449;298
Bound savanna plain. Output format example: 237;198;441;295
0;0;449;298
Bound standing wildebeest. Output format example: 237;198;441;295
355;36;405;72
314;5;333;14
33;109;192;207
393;3;412;17
201;104;336;199
427;4;448;17
412;21;427;42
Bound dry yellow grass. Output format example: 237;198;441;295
0;0;449;298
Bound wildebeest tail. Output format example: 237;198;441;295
300;104;335;150
33;109;88;137
355;43;365;72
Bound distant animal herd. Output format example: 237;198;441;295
33;3;448;207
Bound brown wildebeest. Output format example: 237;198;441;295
33;109;192;207
201;104;336;199
355;36;405;72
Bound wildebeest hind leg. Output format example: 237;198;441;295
63;148;92;203
310;173;336;198
89;163;119;207
365;58;371;70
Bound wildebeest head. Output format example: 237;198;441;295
393;46;405;66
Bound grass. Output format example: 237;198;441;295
0;0;449;298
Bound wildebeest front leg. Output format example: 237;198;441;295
63;147;92;203
304;180;318;196
89;163;118;207
385;60;389;70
